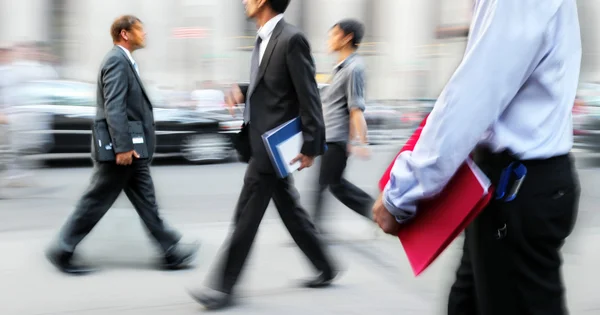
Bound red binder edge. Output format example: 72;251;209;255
404;186;493;276
377;116;494;276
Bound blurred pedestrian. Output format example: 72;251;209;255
46;15;199;275
311;19;375;234
187;0;337;310
0;46;30;189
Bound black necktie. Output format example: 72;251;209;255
245;36;263;123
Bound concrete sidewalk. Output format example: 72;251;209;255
0;210;598;315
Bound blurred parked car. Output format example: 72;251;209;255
10;80;237;163
573;82;600;151
190;89;227;112
317;82;433;145
364;99;434;144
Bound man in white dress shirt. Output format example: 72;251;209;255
372;0;581;314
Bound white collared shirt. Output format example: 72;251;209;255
117;45;138;74
383;0;581;222
257;14;284;65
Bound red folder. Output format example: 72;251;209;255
378;115;493;276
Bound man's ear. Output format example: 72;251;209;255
344;33;354;47
257;0;268;9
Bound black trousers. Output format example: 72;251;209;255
210;158;335;294
57;160;181;253
448;148;580;315
313;142;374;227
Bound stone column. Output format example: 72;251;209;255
578;0;600;82
0;0;9;46
62;0;138;81
284;0;304;30
212;0;246;85
0;0;49;46
371;0;437;100
429;0;471;97
133;0;176;88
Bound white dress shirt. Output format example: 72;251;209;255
383;0;582;222
257;14;284;65
117;45;139;75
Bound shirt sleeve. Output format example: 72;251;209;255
346;65;366;112
382;0;557;221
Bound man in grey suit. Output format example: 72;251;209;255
46;15;198;274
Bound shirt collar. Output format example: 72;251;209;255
117;45;136;65
334;53;357;71
257;14;284;41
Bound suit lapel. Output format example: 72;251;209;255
114;46;152;107
132;66;152;108
248;20;285;98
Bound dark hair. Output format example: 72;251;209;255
110;15;142;43
267;0;291;14
333;19;365;48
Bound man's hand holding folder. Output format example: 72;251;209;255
116;150;140;166
374;115;493;276
372;193;401;235
290;153;314;171
373;115;430;236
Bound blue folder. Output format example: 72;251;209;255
262;117;302;178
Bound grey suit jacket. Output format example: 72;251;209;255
95;46;156;158
238;19;326;173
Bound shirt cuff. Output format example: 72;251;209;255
383;186;416;224
348;101;366;112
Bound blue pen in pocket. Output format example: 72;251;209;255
505;163;527;202
493;162;527;240
495;162;527;202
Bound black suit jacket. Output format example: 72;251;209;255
94;46;156;159
238;19;326;173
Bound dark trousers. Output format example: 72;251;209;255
313;142;374;227
57;160;181;253
211;159;335;294
448;148;579;315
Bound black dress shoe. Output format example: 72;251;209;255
303;270;339;288
162;242;199;270
188;287;233;310
45;248;95;275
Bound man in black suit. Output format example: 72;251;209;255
45;15;198;274
188;0;337;310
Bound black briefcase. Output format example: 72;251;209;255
92;120;149;162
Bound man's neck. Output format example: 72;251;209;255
337;47;356;64
255;10;279;28
116;42;134;53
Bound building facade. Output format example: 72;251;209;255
1;0;595;99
